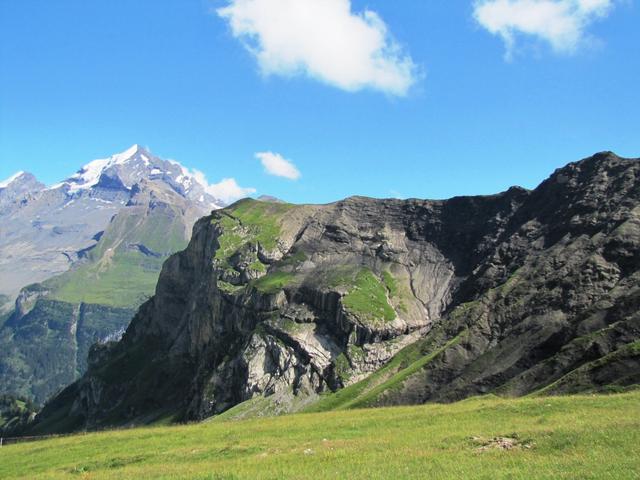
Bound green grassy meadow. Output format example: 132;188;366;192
1;391;639;479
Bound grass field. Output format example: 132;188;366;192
1;391;639;479
48;252;162;307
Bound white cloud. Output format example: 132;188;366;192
473;0;616;58
217;0;419;96
256;152;301;180
190;168;256;203
206;177;257;203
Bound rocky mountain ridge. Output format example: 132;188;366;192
29;151;640;433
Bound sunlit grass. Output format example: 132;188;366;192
251;271;295;294
2;391;639;479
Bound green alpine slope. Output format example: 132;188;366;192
1;391;639;479
0;181;201;405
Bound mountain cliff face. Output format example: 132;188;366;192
0;146;229;404
31;152;640;433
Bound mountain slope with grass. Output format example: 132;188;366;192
28;151;640;433
0;180;208;404
3;392;640;479
0;146;229;405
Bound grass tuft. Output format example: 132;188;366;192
342;269;395;324
251;272;294;294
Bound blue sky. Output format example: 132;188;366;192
1;0;638;203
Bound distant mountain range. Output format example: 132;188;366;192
0;144;225;311
0;145;231;404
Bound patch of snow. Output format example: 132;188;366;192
0;171;26;188
47;182;66;191
49;144;141;193
150;168;163;175
174;163;193;189
65;158;111;193
112;144;140;165
60;199;77;210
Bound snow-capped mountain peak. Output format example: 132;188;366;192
0;171;27;189
112;144;143;163
53;144;148;194
47;145;244;210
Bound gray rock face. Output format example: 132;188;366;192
0;172;44;211
373;152;640;405
30;151;640;433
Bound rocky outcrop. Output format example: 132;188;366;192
0;172;44;213
316;152;640;410
367;152;640;405
31;152;640;433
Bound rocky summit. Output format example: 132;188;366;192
30;152;640;434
